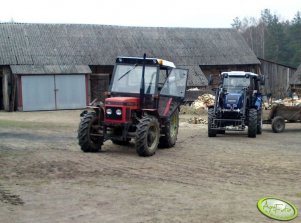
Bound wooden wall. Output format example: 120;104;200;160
259;59;296;99
1;66;11;111
291;84;301;96
1;66;19;111
89;65;113;103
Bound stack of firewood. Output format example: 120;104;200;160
188;117;208;124
198;94;215;107
191;94;215;110
273;98;301;106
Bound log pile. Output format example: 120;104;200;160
188;117;208;124
272;98;301;106
191;94;215;110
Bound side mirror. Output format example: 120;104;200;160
260;75;265;85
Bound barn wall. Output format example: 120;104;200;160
291;84;301;96
259;60;296;99
89;65;113;103
90;66;114;76
2;66;12;111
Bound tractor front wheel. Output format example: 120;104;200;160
208;108;217;137
78;112;102;152
248;108;257;138
159;110;179;148
135;115;160;157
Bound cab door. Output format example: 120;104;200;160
158;68;188;117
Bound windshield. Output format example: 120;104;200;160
223;76;250;93
111;64;158;94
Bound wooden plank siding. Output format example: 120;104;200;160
259;59;297;99
1;66;13;111
290;64;301;96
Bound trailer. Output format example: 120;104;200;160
263;104;301;133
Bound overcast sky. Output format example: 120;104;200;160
1;0;300;28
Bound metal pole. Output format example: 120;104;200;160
140;53;146;108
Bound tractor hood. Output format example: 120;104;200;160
105;97;140;107
224;93;244;110
104;97;140;123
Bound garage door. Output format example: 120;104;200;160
22;75;86;111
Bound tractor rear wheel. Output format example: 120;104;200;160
208;108;217;137
135;115;160;157
272;116;285;133
78;112;102;152
159;110;179;148
248;108;257;138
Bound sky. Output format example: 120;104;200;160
1;0;300;28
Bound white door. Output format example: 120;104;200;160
22;75;86;111
55;75;86;109
22;75;56;111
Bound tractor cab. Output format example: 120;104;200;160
107;56;188;119
219;71;261;111
78;55;189;157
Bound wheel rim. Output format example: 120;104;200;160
275;120;283;131
170;113;178;138
147;125;158;149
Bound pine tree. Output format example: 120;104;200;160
232;9;301;67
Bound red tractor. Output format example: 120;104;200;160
78;55;189;156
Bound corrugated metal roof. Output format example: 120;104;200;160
178;65;207;86
10;65;92;74
1;23;260;87
0;23;260;67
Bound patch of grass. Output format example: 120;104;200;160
295;192;301;198
0;119;70;130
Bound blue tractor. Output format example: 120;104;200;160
208;71;264;138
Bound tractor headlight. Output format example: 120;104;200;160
116;109;122;116
106;108;112;115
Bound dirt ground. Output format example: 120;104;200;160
0;110;300;223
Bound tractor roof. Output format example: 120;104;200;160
221;71;259;77
115;56;176;68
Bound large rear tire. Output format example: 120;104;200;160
159;110;179;148
135;115;160;157
208;108;217;137
272;116;285;133
248;108;257;138
78;112;102;152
